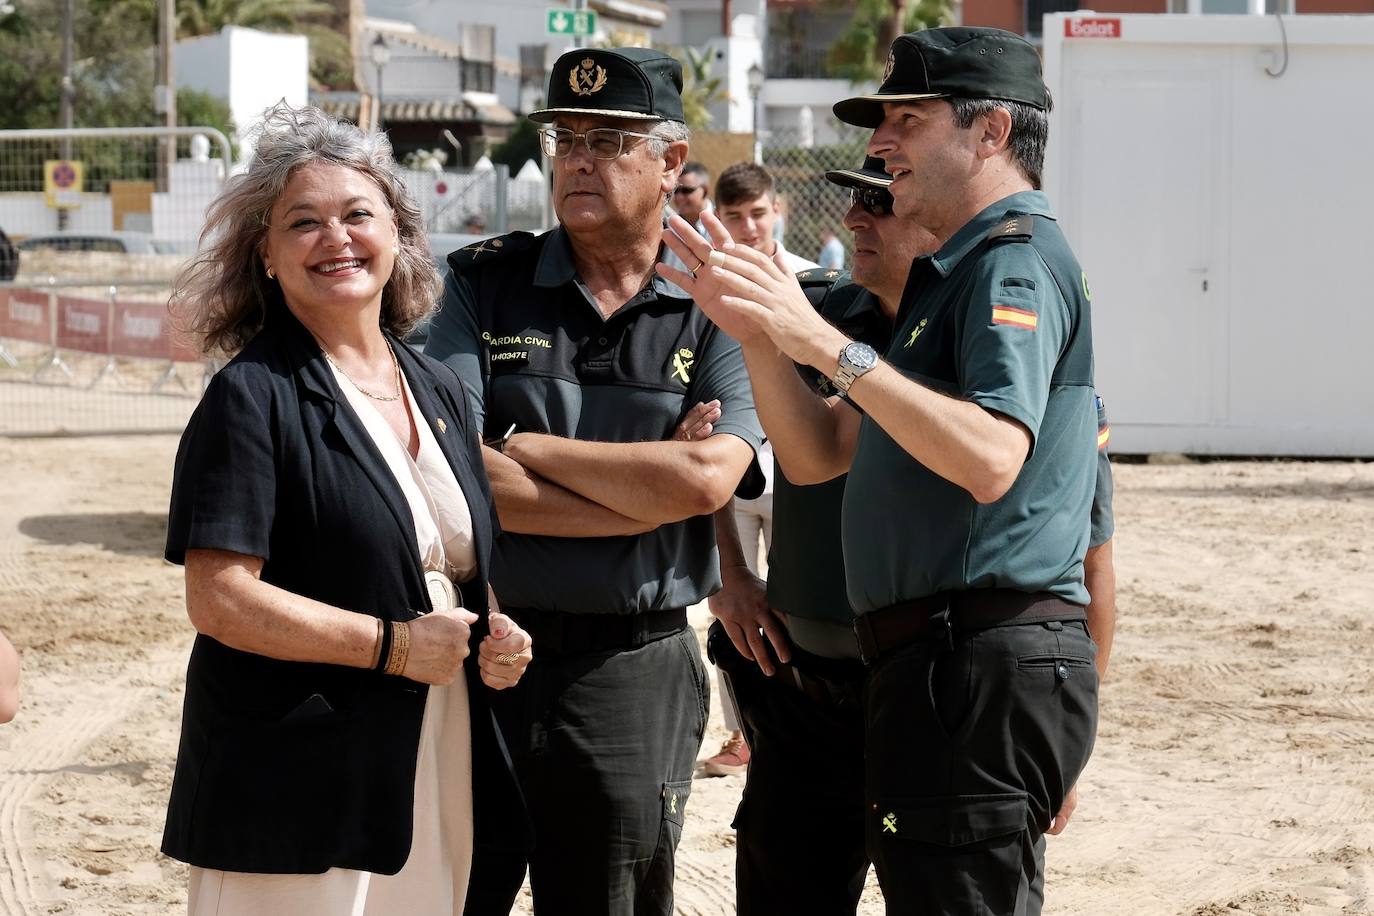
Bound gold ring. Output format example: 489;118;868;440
690;258;705;273
496;652;521;666
707;249;727;268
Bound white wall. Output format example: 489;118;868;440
0;195;114;236
177;26;309;156
1043;13;1374;456
762;79;870;147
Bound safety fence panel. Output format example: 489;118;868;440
399;162;549;237
0;127;228;435
1;289;50;347
0;280;208;436
760;125;872;272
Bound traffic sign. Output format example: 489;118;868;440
547;8;596;36
44;159;84;209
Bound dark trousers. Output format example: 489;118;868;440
465;625;709;916
708;621;871;916
863;618;1099;915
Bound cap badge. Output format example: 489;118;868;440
570;58;608;96
882;50;896;84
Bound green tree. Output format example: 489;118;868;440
492;119;541;174
176;87;236;145
0;0;159;130
672;45;728;130
825;0;953;83
109;0;350;90
0;0;236;132
112;0;331;39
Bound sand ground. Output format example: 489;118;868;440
0;435;1371;916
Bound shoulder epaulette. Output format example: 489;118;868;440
797;268;849;286
986;215;1035;243
447;231;537;271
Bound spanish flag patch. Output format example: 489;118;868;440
1097;425;1111;450
991;304;1038;330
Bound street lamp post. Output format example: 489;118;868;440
747;61;764;165
370;35;391;133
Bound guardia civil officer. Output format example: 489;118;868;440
661;27;1102;915
424;47;764;916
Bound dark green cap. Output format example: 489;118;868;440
833;27;1049;128
529;47;685;124
824;156;892;190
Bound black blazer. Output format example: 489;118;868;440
163;304;518;874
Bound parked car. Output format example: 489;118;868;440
15;231;163;255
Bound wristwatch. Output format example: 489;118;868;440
832;341;879;393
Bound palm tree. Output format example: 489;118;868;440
670;45;728;130
117;0;333;39
826;0;953;84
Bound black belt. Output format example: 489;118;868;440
505;607;688;658
854;590;1085;666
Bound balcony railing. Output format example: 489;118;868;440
765;45;831;80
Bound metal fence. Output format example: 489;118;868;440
0;127;229;436
0;122;874;435
760;124;871;271
398;161;547;236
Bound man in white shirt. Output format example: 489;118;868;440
714;162;819;274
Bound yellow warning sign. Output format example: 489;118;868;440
44;160;84;209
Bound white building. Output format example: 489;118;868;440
175;26;310;159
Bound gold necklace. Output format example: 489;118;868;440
323;340;402;402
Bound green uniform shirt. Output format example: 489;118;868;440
425;228;765;614
844;191;1098;613
1091;394;1114;548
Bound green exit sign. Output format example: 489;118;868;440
546;8;597;36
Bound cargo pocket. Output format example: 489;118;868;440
637;779;694;915
870;792;1030;916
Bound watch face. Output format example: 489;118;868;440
845;342;879;370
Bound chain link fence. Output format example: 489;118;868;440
0;128;229;436
398;161;547;236
761;124;871;272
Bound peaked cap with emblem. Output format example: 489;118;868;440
834;27;1050;128
529;47;685;124
824;155;893;191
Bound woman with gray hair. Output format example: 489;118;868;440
163;103;530;914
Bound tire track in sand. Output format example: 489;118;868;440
0;648;182;916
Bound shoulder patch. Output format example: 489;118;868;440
986;215;1035;243
447;231;537;272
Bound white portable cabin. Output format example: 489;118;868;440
1042;13;1374;455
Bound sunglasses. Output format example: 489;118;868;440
851;186;894;217
673;185;705;196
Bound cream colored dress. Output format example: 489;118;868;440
188;364;478;916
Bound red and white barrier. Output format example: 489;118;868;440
0;283;207;392
56;295;109;355
1;289;52;346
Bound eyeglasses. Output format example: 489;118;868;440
539;127;659;160
851;187;894;217
673;185;704;196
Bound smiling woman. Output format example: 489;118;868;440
160;103;533;916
